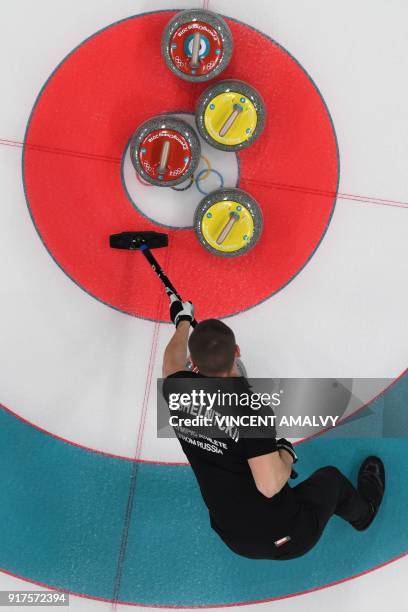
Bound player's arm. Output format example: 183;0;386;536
248;450;293;498
162;295;195;378
248;439;298;498
162;321;191;378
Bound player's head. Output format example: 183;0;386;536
188;319;239;376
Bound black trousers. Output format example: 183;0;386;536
275;466;372;560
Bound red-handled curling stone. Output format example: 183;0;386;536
162;9;233;82
130;115;201;187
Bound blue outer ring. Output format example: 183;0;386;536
1;375;407;606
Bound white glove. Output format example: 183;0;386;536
168;292;194;328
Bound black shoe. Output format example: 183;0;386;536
354;456;385;531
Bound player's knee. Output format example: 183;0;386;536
323;465;343;479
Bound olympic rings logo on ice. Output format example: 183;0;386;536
136;155;225;193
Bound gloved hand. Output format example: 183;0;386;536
277;438;298;464
168;292;194;328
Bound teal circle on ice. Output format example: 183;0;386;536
1;376;407;606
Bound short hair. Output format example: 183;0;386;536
188;319;236;376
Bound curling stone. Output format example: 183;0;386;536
194;188;263;257
130;115;201;187
196;80;266;151
162;9;233;82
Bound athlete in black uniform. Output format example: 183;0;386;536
162;296;385;560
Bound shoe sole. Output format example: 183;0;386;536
358;456;385;493
356;456;385;530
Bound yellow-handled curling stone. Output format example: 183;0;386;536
130;115;201;187
162;9;233;82
196;80;266;151
194;188;263;257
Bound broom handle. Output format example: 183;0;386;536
140;245;197;328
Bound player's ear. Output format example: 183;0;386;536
235;345;241;358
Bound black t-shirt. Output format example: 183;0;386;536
163;371;302;559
